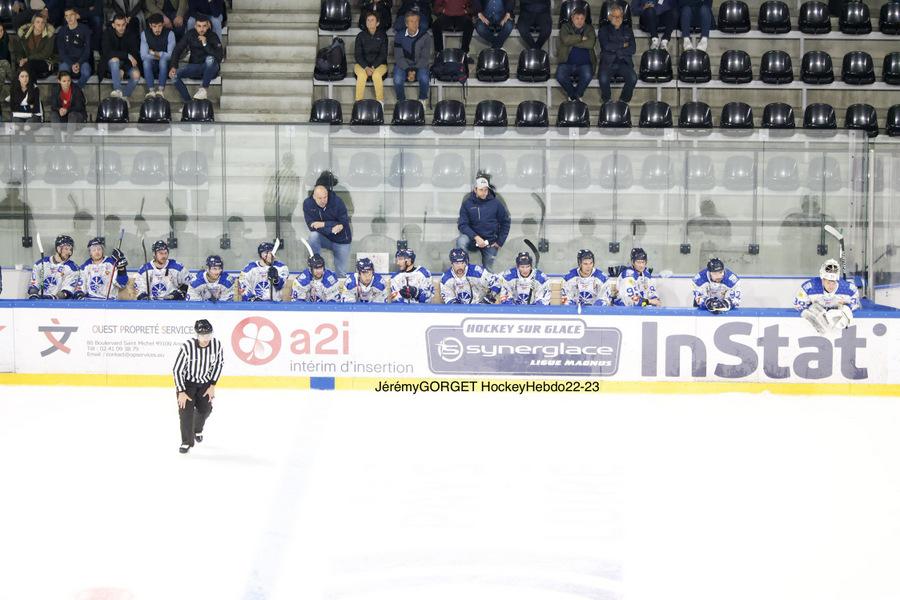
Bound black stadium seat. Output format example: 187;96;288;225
762;102;796;128
517;48;551;82
96;97;128;123
807;156;843;191
138;96;171;124
433;48;466;82
842;51;875;84
598;100;632;127
319;0;351;30
758;0;791;32
719;50;752;83
886;105;900;136
392;99;426;126
559;0;592;25
642;154;675;189
181;99;214;122
346;152;383;188
639;101;673;128
476;48;509;82
801;50;834;84
678;49;711;83
475;100;508;126
596;153;634;189
130;151;167;186
720;102;754;128
723;155;756;191
765;156;800;191
516;101;549;128
556;100;590;127
679;101;713;128
174;150;209;186
840;1;872;33
760;50;793;83
799;1;832;33
718;0;751;33
685;154;715;190
555;154;592;189
845;103;878;135
516;154;545;188
351;99;384;125
309;98;342;124
432;153;467;188
0;0;17;24
598;0;632;26
87;151;123;185
804;103;837;129
388;152;424;188
433;99;466;126
884;52;900;84
881;1;900;33
44;147;81;185
639;49;673;83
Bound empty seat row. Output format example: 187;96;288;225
310;97;900;135
95;97;215;124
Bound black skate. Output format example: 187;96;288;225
194;433;203;443
179;444;190;454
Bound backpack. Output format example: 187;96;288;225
431;49;469;99
314;37;347;81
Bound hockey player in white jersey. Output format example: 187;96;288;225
440;248;501;304
499;252;552;305
292;254;341;303
187;255;235;302
390;248;435;304
134;240;192;300
239;242;290;302
561;249;610;307
28;234;81;300
77;237;129;300
617;247;661;307
692;258;742;312
794;259;860;334
342;258;388;303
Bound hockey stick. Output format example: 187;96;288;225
36;232;46;296
523;238;540;269
104;228;126;300
269;237;281;302
824;225;846;280
164;196;177;248
530;192;548;253
141;237;151;300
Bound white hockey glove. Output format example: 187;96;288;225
824;305;854;331
801;304;828;335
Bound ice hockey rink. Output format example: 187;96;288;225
1;386;899;600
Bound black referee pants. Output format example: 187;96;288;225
178;382;214;447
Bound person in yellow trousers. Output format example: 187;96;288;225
354;11;388;103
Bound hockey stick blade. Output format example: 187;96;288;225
36;233;44;255
272;237;281;256
300;238;314;259
524;238;541;268
823;225;844;241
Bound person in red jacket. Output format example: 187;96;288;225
49;70;87;125
432;0;474;56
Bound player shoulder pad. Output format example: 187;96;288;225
324;271;338;286
137;262;152;274
440;269;454;284
620;267;636;279
418;266;432;278
467;264;484;278
344;274;357;289
273;260;287;269
802;279;817;293
297;270;311;284
190;272;206;288
167;259;184;271
839;279;858;294
563;268;578;282
373;275;387;290
693;271;706;286
726;270;739;286
502;268;517;281
241;261;257;273
79;258;92;270
221;272;235;286
64;260;80;270
593;269;608;282
534;270;548;283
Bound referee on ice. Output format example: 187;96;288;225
173;319;224;454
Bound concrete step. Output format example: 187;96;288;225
217;110;311;123
221;57;315;74
227;27;318;45
220;94;312;111
231;11;320;26
223;77;313;95
226;44;309;62
235;0;318;11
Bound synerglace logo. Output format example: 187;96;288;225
231;316;282;365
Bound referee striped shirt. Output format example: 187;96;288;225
173;338;225;392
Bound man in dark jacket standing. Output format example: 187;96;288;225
169;14;223;101
597;4;636;103
56;6;91;88
303;184;353;277
102;13;141;98
517;0;552;50
456;176;511;271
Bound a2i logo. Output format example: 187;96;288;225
38;318;78;357
231;316;282;366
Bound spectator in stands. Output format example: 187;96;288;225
109;0;144;34
358;0;391;31
456;176;511;271
187;0;225;39
10;68;43;122
432;0;474;57
102;13;141;99
11;13;57;81
9;1;51;31
56;7;92;88
473;0;514;48
169;15;223;101
392;10;433;103
0;24;12;114
354;10;388;103
517;0;552;50
303;184;353;277
680;0;712;51
394;0;431;32
597;4;637;103
65;0;103;51
141;12;176;97
145;0;187;38
49;70;87;125
556;7;596;101
633;0;676;50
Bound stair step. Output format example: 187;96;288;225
227;44;309;61
221;59;314;74
220;94;312;111
227;28;318;45
223;78;312;94
217;110;311;123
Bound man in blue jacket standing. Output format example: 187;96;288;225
303;184;353;277
455;176;511;271
597;4;637;104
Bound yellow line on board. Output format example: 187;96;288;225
0;374;311;390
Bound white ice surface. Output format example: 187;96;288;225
1;387;899;600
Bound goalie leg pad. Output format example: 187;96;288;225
801;305;828;335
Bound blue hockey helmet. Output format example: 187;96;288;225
152;240;168;253
516;252;533;266
55;234;75;249
206;255;224;269
449;248;469;264
630;247;647;262
356;257;374;272
707;257;724;273
308;254;325;269
577;249;594;264
87;237;104;249
257;242;275;256
396;248;416;262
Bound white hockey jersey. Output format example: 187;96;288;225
692;268;742;308
29;256;80;298
187;270;235;302
561;268;610;306
133;259;192;300
499;268;552;305
291;268;341;302
616;267;659;307
341;273;389;303
78;257;129;300
794;278;861;312
390;266;435;304
239;260;290;302
440;264;500;304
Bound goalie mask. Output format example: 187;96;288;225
820;259;840;282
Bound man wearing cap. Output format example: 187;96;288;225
173;319;224;454
455;175;511;271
